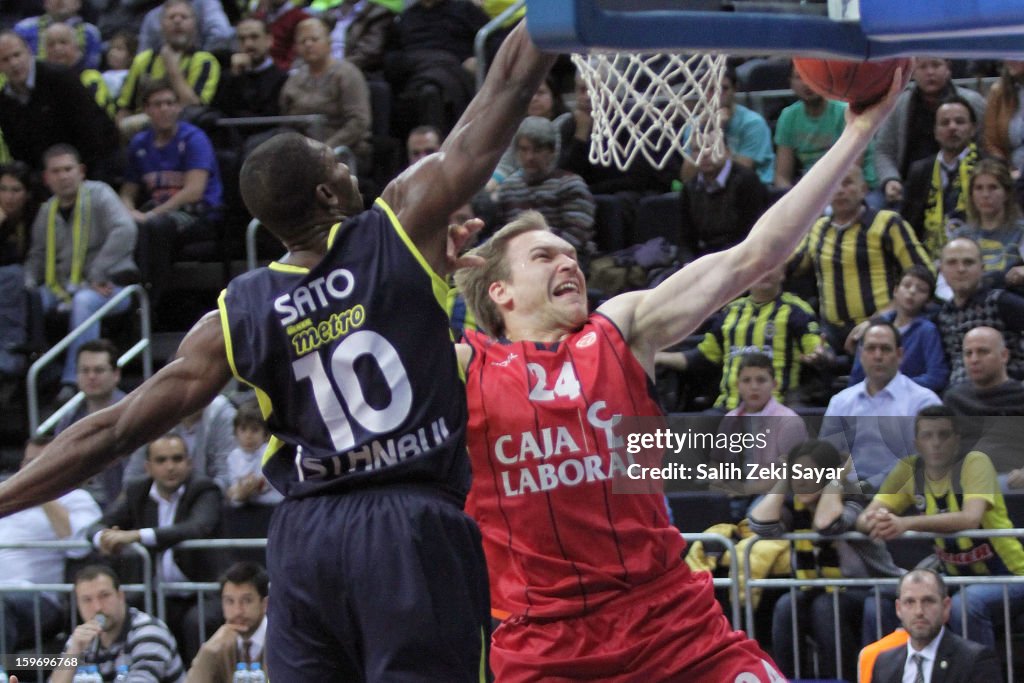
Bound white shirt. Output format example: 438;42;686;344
0;489;100;587
141;483;189;585
236;615;268;663
227;444;283;506
902;627;944;683
820;372;941;486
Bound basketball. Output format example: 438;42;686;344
792;57;913;113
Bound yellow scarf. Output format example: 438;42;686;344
45;187;90;304
923;143;978;256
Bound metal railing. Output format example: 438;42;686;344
681;532;742;628
27;285;152;435
474;0;526;90
742;529;1024;682
216;114;327;143
0;541;153;683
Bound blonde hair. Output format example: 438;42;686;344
454;211;551;337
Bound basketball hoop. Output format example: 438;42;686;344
570;52;728;171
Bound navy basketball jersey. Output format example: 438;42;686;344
218;199;469;499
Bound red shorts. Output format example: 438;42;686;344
491;564;783;683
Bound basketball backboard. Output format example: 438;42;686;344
527;0;1024;59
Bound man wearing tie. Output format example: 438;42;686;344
187;562;269;682
870;569;1000;683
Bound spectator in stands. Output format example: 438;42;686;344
25;144;137;398
820;320;941;492
848;265;949;393
953;158;1024;290
869;569;1001;683
902;95;984;257
88;432;223;663
773;63;877;191
124;393;237;492
280;17;372;171
116;0;221;117
0;161;36;379
383;0;488;137
139;0;233;54
54;339;141;507
496;116;596;262
252;0;310;71
937;236;1024;385
983;59;1024;173
944;326;1024;484
0;30;119;174
749;439;904;682
211;17;287;147
406;124;441;166
120;78;223;309
0;161;39;267
710;352;808;518
657;264;829;411
875;57;987;210
51;564;185;683
0;436;100;654
325;0;396;74
186;562;269;683
489;74;570;188
14;0;102;70
558;73;680;230
226;400;281;507
788;166;934;352
683;64;774;186
678;143;769;260
41;22;113;116
100;31;135;100
858;404;1024;651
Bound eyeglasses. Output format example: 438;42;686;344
150;454;187;464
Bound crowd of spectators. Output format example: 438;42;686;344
1;1;1024;679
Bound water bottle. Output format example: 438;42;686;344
232;662;251;683
249;662;266;683
88;665;104;683
71;666;90;683
114;664;130;682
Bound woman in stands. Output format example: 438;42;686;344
953;158;1024;289
983;60;1024;172
748;440;904;682
0;161;39;266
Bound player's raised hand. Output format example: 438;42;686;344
846;59;913;132
446;218;486;274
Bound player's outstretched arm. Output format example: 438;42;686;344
0;312;233;518
383;21;557;273
601;64;911;374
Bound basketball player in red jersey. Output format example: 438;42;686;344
453;66;911;682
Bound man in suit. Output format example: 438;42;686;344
902;96;984;258
186;562;269;683
88;433;222;663
871;568;1000;683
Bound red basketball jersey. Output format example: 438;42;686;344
463;314;689;619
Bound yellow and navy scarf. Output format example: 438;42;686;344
923;143;979;256
45;187;90;304
791;499;843;591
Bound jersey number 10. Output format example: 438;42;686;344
292;330;413;451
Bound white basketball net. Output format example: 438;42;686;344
570;52;728;171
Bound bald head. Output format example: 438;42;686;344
43;23;80;66
940;237;984;302
963;326;1009;389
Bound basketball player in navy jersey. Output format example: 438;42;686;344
0;22;556;682
452;69;911;682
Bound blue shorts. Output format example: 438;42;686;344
265;485;491;682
